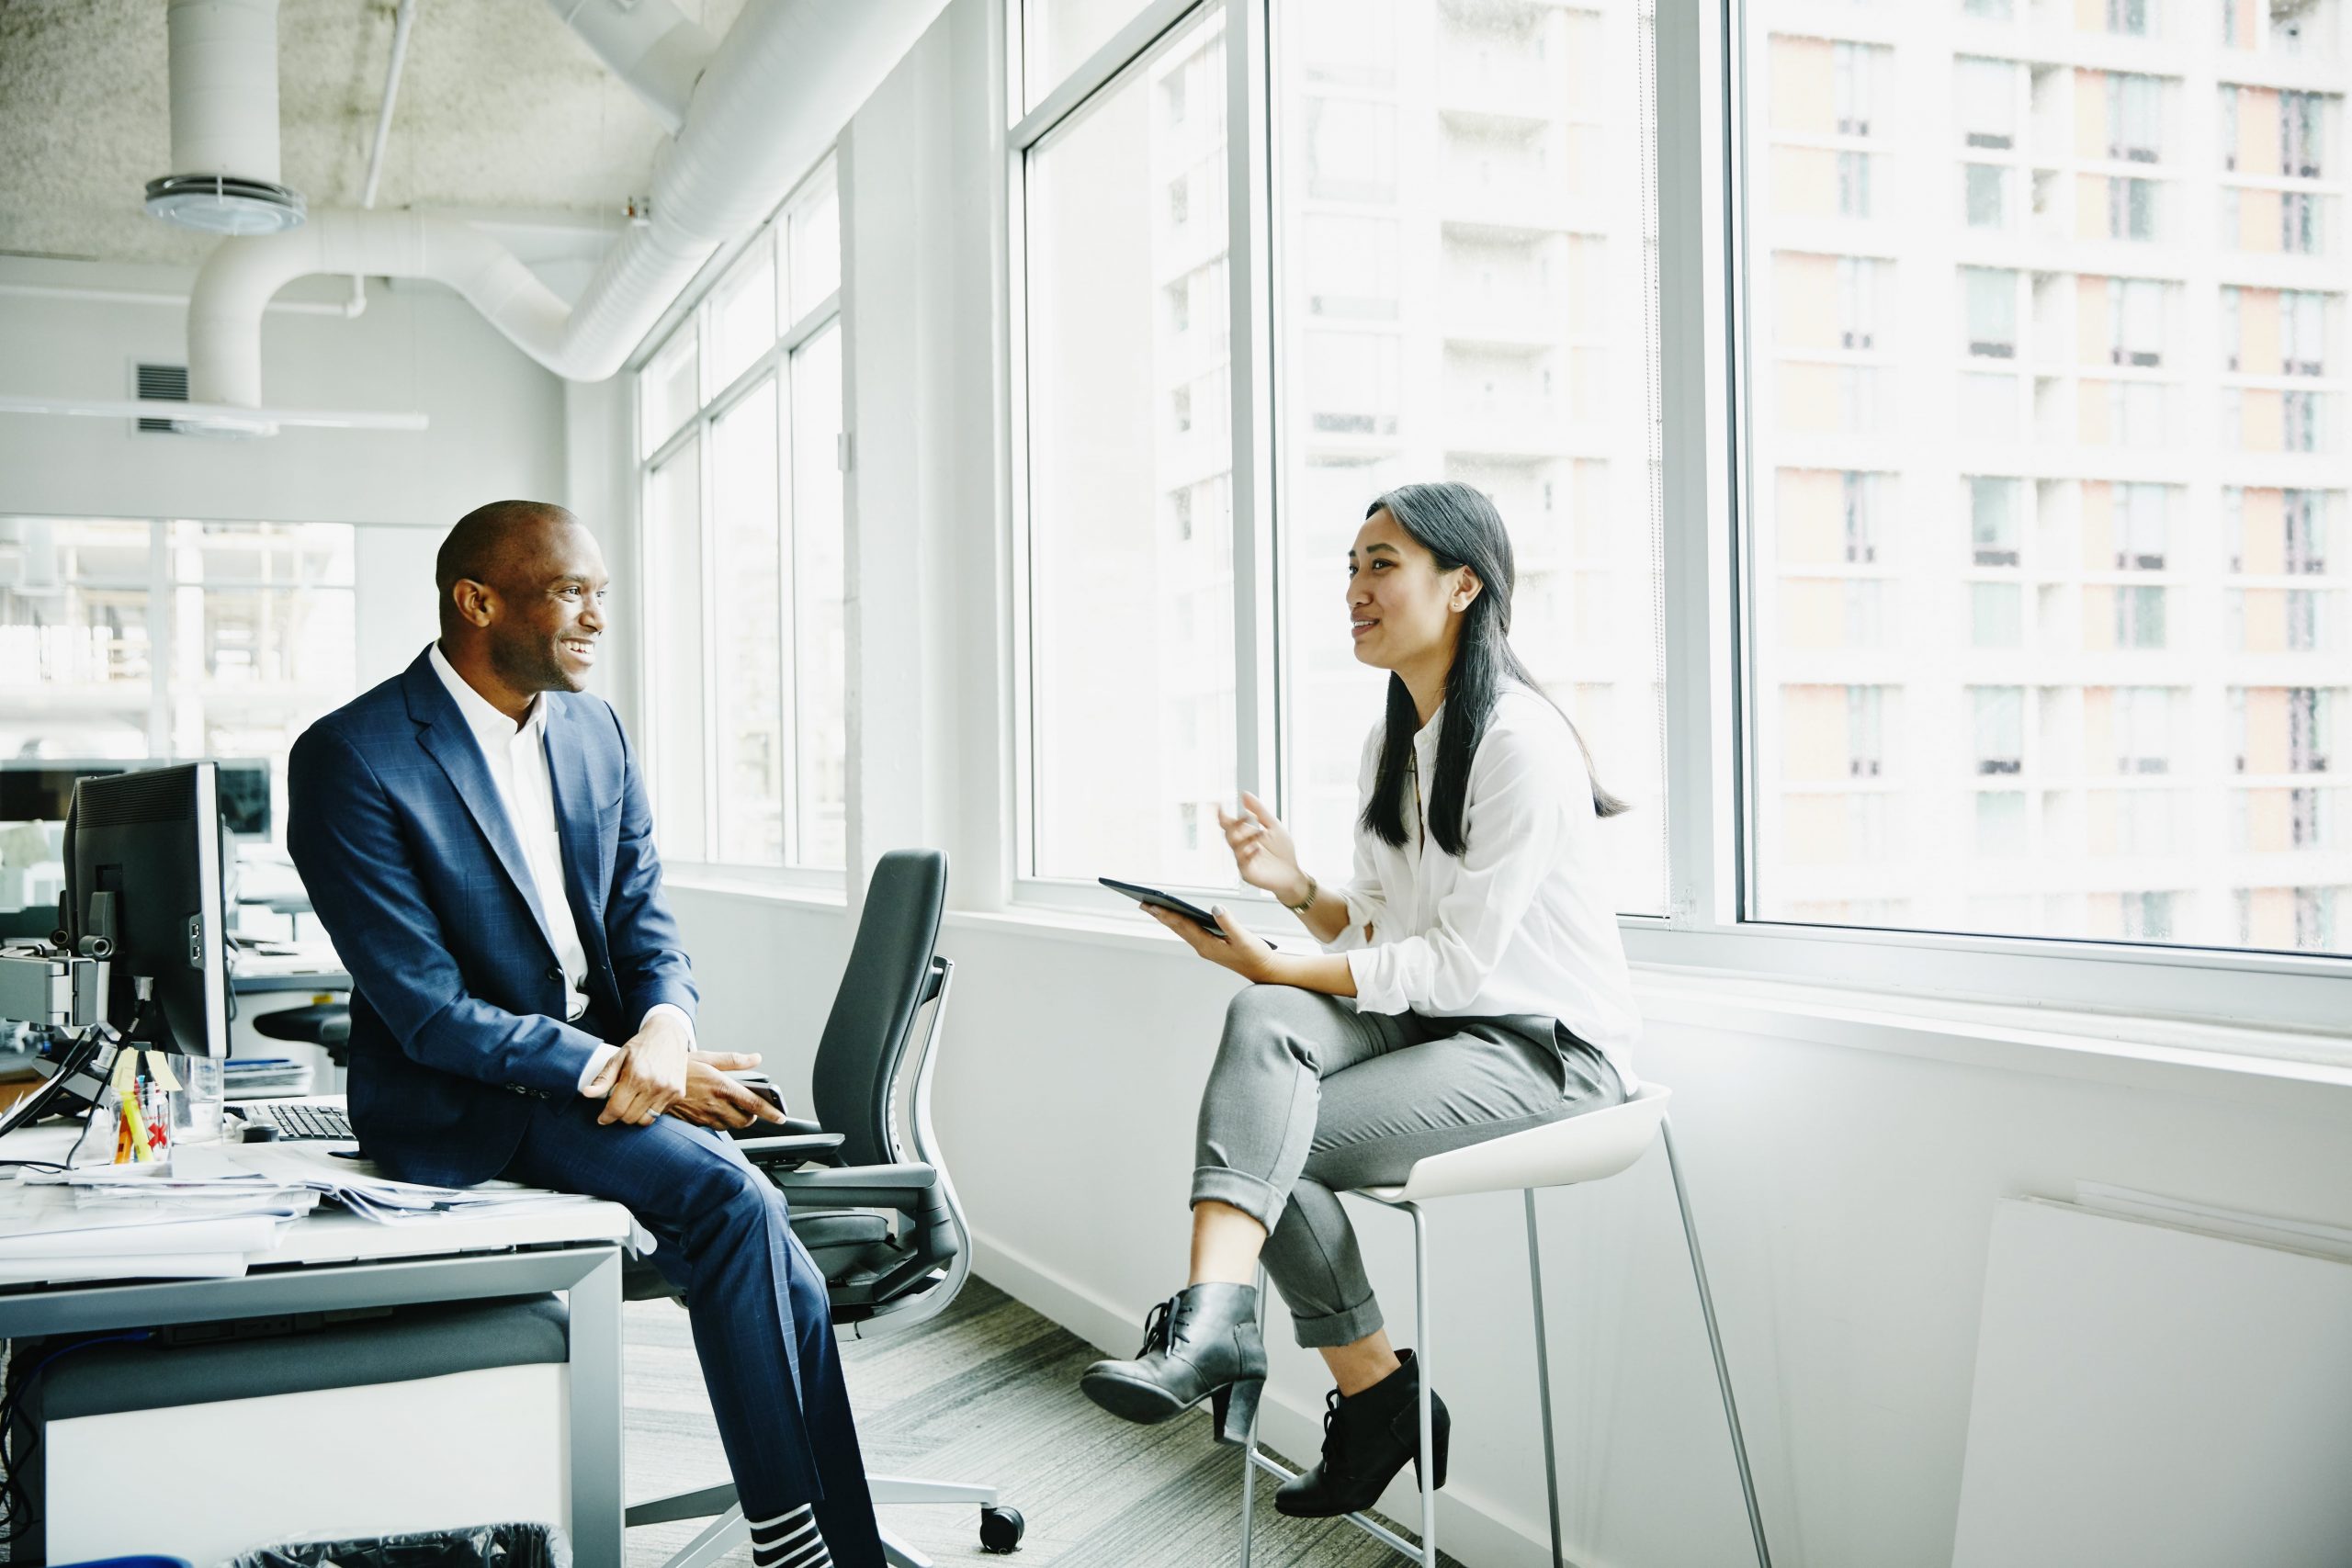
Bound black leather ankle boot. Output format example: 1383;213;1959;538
1080;1281;1267;1444
1274;1349;1450;1518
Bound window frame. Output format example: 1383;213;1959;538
995;0;2352;1038
1006;0;1274;918
633;158;847;889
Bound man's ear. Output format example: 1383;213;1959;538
451;579;498;628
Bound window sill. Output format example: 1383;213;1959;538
663;866;848;910
1632;965;2352;1110
942;904;2352;1106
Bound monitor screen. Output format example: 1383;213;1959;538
214;759;271;839
64;762;230;1058
0;763;126;825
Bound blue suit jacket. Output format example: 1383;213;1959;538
286;648;698;1187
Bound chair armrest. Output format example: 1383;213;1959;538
779;1116;826;1136
732;1132;847;1164
773;1161;939;1211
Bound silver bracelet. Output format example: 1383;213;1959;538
1285;874;1318;914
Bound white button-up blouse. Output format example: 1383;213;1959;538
1324;683;1641;1080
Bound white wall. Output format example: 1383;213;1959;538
0;257;567;528
652;6;2352;1567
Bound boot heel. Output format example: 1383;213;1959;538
1403;1400;1452;1492
1213;1376;1263;1445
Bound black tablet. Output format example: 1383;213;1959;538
1100;877;1228;941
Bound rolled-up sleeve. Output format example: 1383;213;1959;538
1344;725;1572;1014
1322;836;1389;954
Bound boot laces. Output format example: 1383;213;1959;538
1317;1386;1350;1468
1136;1294;1182;1356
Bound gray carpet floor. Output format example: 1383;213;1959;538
623;1279;1462;1568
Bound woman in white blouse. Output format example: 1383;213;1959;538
1080;481;1641;1519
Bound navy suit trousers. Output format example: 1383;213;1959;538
501;1099;883;1563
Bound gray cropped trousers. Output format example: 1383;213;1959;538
1190;984;1627;1348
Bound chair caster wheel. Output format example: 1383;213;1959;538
978;1505;1025;1552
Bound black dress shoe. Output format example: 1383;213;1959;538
1080;1281;1267;1445
1274;1349;1450;1518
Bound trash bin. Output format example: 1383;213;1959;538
222;1523;569;1568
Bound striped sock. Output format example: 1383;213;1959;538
749;1504;832;1568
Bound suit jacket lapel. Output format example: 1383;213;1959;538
543;699;609;953
402;655;560;963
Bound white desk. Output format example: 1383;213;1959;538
0;1122;634;1568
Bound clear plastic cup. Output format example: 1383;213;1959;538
175;1055;225;1144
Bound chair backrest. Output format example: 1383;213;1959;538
808;849;948;1169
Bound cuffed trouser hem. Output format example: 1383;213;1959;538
1191;1165;1287;1230
1288;1294;1385;1349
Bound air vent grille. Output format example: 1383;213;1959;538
136;364;188;434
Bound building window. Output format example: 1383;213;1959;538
2106;73;2163;164
636;157;844;873
1973;687;2025;774
2115;585;2167;649
1971;477;2021;566
1963;267;2018;357
1838;151;1873;217
1964;163;2009;228
2108;176;2158;241
0;520;360;875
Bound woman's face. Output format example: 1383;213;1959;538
1346;508;1476;672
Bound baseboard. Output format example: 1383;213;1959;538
969;1227;1598;1568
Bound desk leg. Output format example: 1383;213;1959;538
570;1248;627;1568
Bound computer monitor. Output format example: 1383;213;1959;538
63;761;230;1058
214;759;271;840
0;761;127;825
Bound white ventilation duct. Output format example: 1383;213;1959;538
545;0;718;136
186;0;947;425
146;0;306;235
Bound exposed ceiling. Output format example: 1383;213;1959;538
0;0;750;269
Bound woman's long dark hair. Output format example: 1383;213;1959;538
1360;482;1629;857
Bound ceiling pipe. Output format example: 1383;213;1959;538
545;0;717;136
185;0;949;425
146;0;306;234
344;0;423;319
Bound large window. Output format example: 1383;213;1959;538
1015;0;1666;910
1746;6;2351;958
639;159;845;874
1003;0;2352;1025
0;518;362;908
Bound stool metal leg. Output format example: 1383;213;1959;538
1238;1263;1269;1567
1408;1201;1436;1568
1660;1116;1772;1568
1523;1189;1566;1568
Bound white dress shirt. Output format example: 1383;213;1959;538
1323;683;1642;1082
429;644;690;1091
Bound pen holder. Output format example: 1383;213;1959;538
101;1048;181;1168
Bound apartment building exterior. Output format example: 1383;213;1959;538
1753;0;2350;953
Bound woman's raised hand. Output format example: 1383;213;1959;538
1218;790;1308;905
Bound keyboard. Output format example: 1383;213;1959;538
237;1101;356;1141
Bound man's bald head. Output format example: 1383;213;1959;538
434;500;610;713
435;500;580;628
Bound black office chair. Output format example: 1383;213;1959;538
253;999;352;1066
625;849;1023;1568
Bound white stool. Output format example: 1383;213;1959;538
1236;1084;1771;1568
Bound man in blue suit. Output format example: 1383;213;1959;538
288;500;880;1568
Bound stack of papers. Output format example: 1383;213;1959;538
223;1055;314;1097
0;1142;607;1285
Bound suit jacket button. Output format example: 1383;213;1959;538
546;965;564;983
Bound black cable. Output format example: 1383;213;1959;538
0;1161;66;1173
0;1328;154;1543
